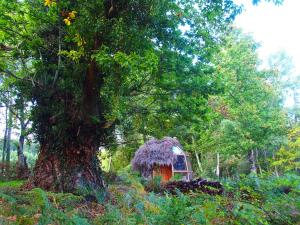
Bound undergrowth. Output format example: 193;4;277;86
0;172;299;225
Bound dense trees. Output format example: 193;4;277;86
0;0;241;193
1;1;299;224
0;0;294;198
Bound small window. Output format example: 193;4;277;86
173;155;186;170
172;146;184;154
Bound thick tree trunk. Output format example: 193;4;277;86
31;36;108;195
33;143;105;194
32;59;106;195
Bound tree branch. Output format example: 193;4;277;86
0;43;13;51
0;69;41;87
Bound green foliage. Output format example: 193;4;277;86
272;126;300;172
144;176;162;193
0;181;89;225
0;0;241;158
0;180;23;188
225;173;300;224
0;173;299;224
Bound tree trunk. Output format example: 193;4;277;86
293;90;299;124
255;149;262;176
1;105;8;174
195;151;203;173
108;154;112;172
16;133;30;179
17;96;30;179
31;44;107;195
32;142;105;194
16;95;30;179
249;149;257;174
272;151;279;177
216;152;220;178
263;149;270;173
5;107;12;168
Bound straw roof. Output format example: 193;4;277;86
131;137;182;177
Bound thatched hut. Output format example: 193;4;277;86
131;137;193;182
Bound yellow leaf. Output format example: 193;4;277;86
44;0;56;7
69;11;77;19
64;17;71;26
44;0;51;6
75;34;86;46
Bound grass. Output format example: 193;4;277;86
0;173;299;225
0;180;24;188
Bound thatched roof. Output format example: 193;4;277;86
131;137;182;177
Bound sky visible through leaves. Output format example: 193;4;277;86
234;0;300;107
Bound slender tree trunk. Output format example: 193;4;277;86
216;152;220;178
249;149;257;174
16;96;30;179
5;106;12;169
293;90;299;124
255;149;263;176
272;152;279;177
1;106;8;174
263;149;270;173
16;132;30;179
195;152;203;173
192;136;203;174
108;154;112;172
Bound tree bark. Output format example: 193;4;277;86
32;142;105;194
16;96;30;179
31;90;107;194
195;152;203;173
263;149;270;173
108;154;112;172
192;136;203;174
216;152;220;178
1;105;8;174
16;133;30;179
30;34;108;196
249;149;257;174
255;149;262;176
5;106;12;168
272;151;279;177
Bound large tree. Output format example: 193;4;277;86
0;0;240;194
201;30;287;176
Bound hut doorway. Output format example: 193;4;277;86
153;165;172;182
